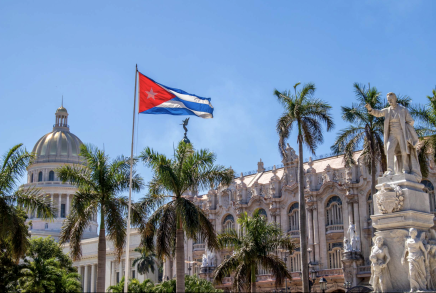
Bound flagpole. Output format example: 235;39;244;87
124;64;138;292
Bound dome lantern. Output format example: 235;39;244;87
54;103;69;130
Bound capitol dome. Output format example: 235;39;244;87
32;106;83;164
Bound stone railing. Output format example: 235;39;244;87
288;230;300;237
193;243;205;251
256;274;274;281
357;265;371;274
317;268;343;276
325;224;344;233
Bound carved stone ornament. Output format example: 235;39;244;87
376;183;404;214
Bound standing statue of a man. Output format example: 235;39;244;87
365;92;421;181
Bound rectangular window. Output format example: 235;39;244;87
61;204;66;218
116;272;119;284
132;270;135;279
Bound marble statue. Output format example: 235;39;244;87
369;236;392;293
344;237;352;252
365;92;421;181
201;254;208;267
402;228;427;291
348;224;356;242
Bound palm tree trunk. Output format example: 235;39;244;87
251;265;256;293
371;145;377;199
298;137;309;293
97;211;106;293
176;228;185;293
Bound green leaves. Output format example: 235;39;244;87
274;83;334;157
0;144;54;262
138;140;232;260
213;211;296;291
57;144;143;262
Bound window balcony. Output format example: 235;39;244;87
325;224;344;233
193;243;205;251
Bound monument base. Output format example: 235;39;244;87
370;174;435;292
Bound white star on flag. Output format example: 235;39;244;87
145;88;158;99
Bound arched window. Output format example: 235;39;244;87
367;193;374;217
49;171;55;181
289;248;301;272
223;214;235;232
422;180;435;212
288;203;299;235
38;171;43;182
328;242;343;268
30;173;34;183
45;223;48;230
256;208;267;219
326;196;343;232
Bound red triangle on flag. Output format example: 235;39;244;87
138;72;176;113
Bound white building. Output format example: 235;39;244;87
25;106;158;292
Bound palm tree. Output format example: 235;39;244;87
273;83;334;292
138;141;234;293
18;257;61;292
331;84;411;200
213;210;295;293
57;271;82;293
132;247;157;275
410;87;436;178
57;144;143;293
0;143;54;262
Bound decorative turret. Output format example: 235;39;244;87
54;102;69;130
257;158;265;173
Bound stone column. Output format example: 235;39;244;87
90;264;96;292
111;260;116;285
347;200;354;226
353;200;361;236
313;207;320;263
66;194;70;217
58;194;62;218
307;208;314;262
84;265;89;292
50;193;54;212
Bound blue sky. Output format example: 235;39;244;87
1;0;435;201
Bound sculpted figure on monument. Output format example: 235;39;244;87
402;228;427;291
369;236;392;292
365;93;422;181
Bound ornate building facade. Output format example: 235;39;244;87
163;143;436;292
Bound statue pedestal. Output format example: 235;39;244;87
370;174;434;292
342;251;364;287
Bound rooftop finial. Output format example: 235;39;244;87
62;95;63;107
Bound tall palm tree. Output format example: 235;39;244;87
273;83;334;292
132;246;157;275
138;141;234;293
410;87;436;178
213;210;295;293
331;84;411;199
57;144;143;293
0;143;54;262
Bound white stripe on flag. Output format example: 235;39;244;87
156;100;213;118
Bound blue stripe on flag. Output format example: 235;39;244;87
142;107;198;116
157;83;211;102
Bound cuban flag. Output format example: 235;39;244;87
138;72;214;118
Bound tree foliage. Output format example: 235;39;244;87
410;87;436;178
17;237;81;293
137;141;233;292
213;210;296;292
0;144;54;262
